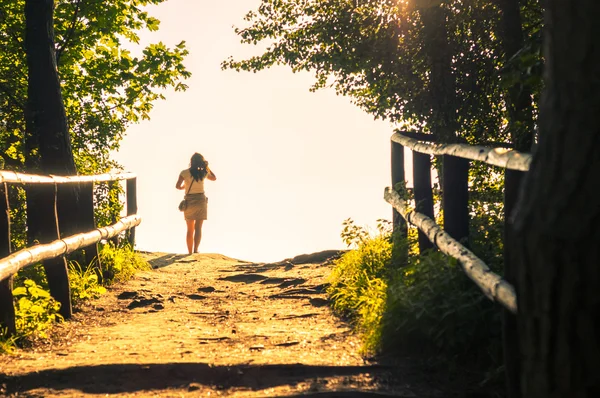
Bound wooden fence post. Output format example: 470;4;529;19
391;141;407;235
391;140;408;266
413;152;435;253
109;181;120;247
442;155;470;244
78;182;99;268
126;177;137;248
0;183;16;336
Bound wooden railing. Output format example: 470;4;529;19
385;131;532;314
0;171;141;336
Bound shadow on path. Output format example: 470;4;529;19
283;393;398;397
144;253;189;269
1;362;391;396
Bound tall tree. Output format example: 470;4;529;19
418;1;469;243
419;1;457;143
24;0;78;318
512;0;600;395
494;0;538;396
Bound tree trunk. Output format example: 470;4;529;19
495;1;535;396
420;4;469;244
24;0;79;319
420;4;457;144
0;183;16;336
512;1;600;396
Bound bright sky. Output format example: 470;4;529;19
113;0;410;263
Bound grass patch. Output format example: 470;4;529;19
0;331;18;354
69;260;107;305
99;243;151;284
328;232;391;353
328;219;502;370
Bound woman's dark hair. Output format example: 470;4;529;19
189;153;208;181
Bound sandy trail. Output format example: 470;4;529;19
0;251;442;397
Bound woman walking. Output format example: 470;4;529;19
175;153;217;254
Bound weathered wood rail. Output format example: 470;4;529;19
387;131;534;398
384;188;517;312
386;130;532;313
0;171;140;336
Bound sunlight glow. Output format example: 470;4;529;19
113;0;397;263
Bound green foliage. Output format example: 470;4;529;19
94;182;125;228
383;251;502;365
393;180;413;201
328;220;502;368
328;231;392;353
99;242;151;284
0;0;191;173
12;280;63;340
340;218;370;248
469;164;505;272
14;262;48;288
0;332;18;354
6;185;28;251
340;218;392;249
224;0;542;145
69;261;107;305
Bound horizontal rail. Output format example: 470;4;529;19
384;187;517;313
0;170;136;185
0;215;142;282
391;131;531;171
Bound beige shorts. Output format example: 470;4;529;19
184;193;207;220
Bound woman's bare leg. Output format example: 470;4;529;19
193;220;203;253
185;220;196;254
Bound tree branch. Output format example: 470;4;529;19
55;0;82;65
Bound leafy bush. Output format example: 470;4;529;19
99;242;151;284
14;262;48;288
328;219;502;367
94;181;125;228
69;260;107;305
469;163;505;272
12;279;63;340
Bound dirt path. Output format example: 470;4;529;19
0;252;446;397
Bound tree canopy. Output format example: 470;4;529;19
0;0;191;173
223;0;542;146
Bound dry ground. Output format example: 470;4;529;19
0;251;468;397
